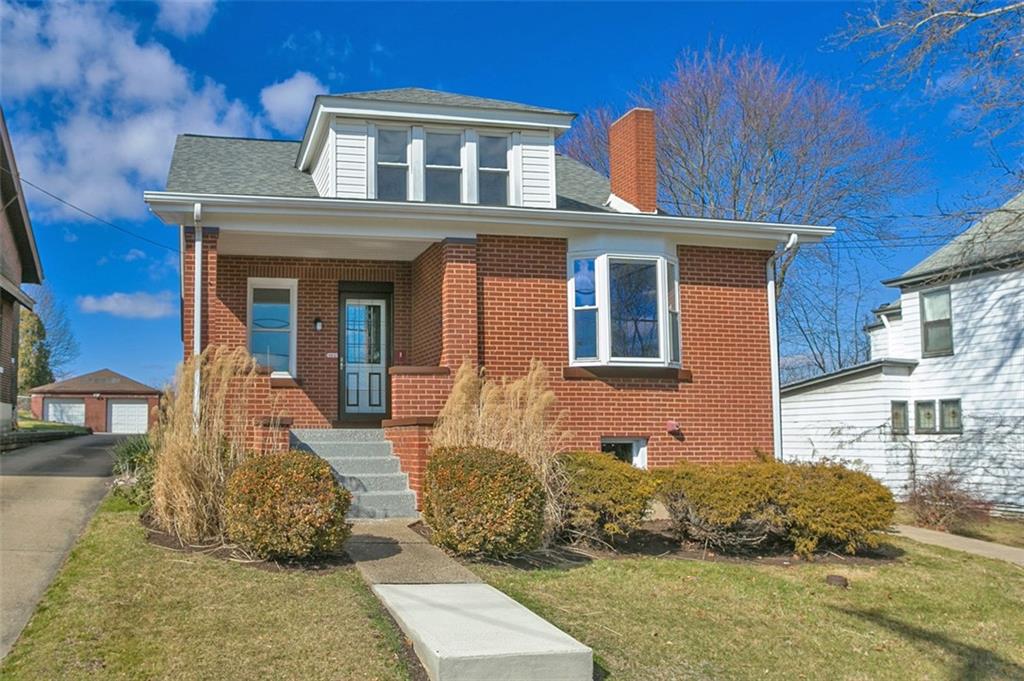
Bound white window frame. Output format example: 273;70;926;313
600;437;649;469
372;125;411;201
567;252;680;367
475;130;511;206
423;128;465;204
247;277;298;378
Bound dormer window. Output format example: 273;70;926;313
376;128;409;201
478;135;510;206
425;131;463;204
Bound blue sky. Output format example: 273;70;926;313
1;1;1002;387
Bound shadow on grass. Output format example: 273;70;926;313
838;608;1024;680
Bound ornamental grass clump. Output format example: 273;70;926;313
111;434;155;507
224;450;351;560
150;346;265;544
559;451;657;545
431;360;568;542
422;446;545;558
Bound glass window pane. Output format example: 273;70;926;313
479;136;508;169
378;129;408;163
669;311;680;363
426;132;461;166
252;288;290;330
610;260;660;358
667;263;678;312
924;321;952;354
426;168;461;203
574;309;597;360
941;400;962;432
922;289;950;320
891;401;908;434
916;401;936;432
377;165;407;201
601;441;634;465
573;259;596;307
478;170;508;206
250;330;289;372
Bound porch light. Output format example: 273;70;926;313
313;317;323;332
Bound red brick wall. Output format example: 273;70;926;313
384;424;431;501
609;108;657;213
410;244;443;366
0;298;17;408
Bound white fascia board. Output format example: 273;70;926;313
143;191;835;247
297;99;574;170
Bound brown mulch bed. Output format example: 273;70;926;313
411;519;903;569
141;513;352;574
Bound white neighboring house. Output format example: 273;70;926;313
782;193;1024;511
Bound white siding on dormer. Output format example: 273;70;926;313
312;126;336;198
520;131;556;209
868;325;888;359
334;120;369;199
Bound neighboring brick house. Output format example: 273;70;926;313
145;88;832;514
0;105;44;433
29;369;161;434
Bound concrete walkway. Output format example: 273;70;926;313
345;519;592;681
896;524;1024;567
0;434;119;658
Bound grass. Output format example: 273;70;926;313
13;411;90;434
895;504;1024;549
474;539;1024;680
0;495;413;681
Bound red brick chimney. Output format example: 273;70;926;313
608;108;657;213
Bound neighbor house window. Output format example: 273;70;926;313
891;401;909;436
601;438;648;469
248;278;297;376
376;128;409;201
940;399;963;433
425;131;462;204
568;254;680;366
921;288;953;357
477;135;509;206
915;400;937;434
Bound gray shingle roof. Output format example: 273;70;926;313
888;192;1024;285
328;88;574;116
165;134;611;212
30;369;160;395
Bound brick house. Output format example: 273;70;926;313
145;88;832;517
30;369;161;434
1;105;44;433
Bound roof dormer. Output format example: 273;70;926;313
296;88;575;209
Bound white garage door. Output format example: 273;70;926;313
44;398;86;426
107;400;150;434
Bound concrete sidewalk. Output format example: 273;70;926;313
896;524;1024;567
0;434;119;658
345;519;592;681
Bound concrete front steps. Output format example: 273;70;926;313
290;429;417;519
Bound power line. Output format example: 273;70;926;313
1;166;177;253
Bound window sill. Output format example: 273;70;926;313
922;350;954;359
270;375;301;389
388;366;451;376
563;365;693;382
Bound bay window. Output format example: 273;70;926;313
248;278;297;376
568;254;680;366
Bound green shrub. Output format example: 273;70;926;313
111;435;155;507
423;447;545;558
559;451;657;544
224;450;351;560
656;461;787;552
656;459;895;557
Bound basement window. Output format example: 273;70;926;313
248;278;297;377
601;438;648;469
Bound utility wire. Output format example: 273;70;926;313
1;166;178;253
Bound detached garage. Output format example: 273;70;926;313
30;369;161;433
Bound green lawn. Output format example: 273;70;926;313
895;504;1024;549
13;411;90;434
475;540;1024;681
0;496;413;681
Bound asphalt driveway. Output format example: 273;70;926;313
0;434;119;659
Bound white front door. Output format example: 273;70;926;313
343;298;388;415
107;400;150;433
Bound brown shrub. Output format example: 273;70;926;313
908;471;991;532
225;450;351;559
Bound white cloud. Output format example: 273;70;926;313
260;71;325;135
0;2;259;220
77;291;177;319
155;0;216;39
123;248;147;262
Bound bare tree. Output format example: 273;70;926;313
29;284;79;379
560;45;917;377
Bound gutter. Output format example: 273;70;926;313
192;202;202;429
766;233;798;461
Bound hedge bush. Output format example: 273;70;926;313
559;451;657;544
422;446;545;558
657;460;894;557
224;450;351;560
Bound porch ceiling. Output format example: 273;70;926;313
216;231;435;261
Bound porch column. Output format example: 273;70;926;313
439;238;478;368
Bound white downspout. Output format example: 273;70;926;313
192;202;203;428
767;233;798;461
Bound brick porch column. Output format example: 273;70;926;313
439;238;478;368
